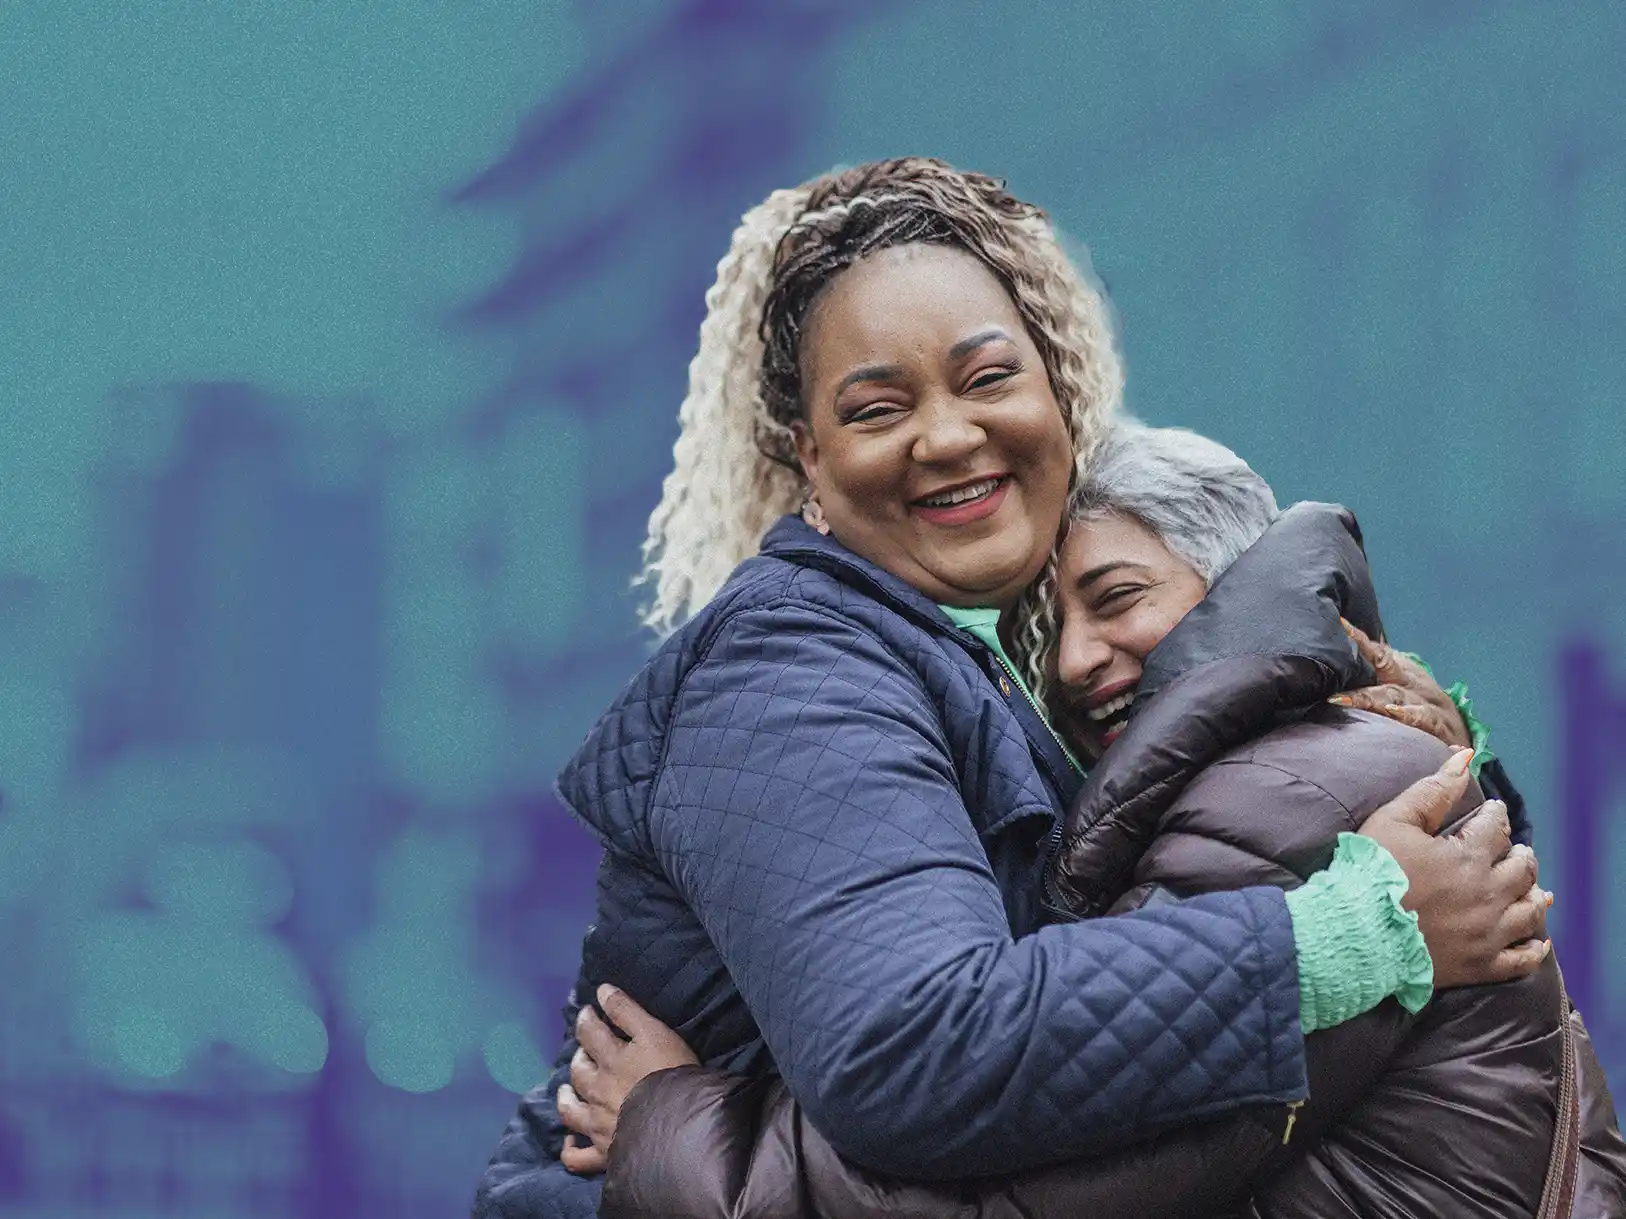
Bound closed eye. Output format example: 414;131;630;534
1095;584;1145;612
967;365;1019;391
841;400;906;424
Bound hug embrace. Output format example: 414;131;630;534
475;159;1626;1218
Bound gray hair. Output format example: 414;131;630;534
1071;422;1279;586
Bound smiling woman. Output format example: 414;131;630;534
791;244;1072;610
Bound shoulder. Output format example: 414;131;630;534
1166;708;1467;883
558;553;952;846
1217;706;1461;827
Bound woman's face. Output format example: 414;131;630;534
1053;512;1208;758
792;244;1073;610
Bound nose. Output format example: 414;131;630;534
910;394;985;466
1056;617;1114;696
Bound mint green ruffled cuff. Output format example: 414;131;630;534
1398;651;1494;776
1284;833;1434;1034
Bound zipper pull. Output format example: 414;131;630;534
1282;1098;1305;1146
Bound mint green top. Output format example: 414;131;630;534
941;605;1434;1034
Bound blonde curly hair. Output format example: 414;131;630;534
639;158;1123;703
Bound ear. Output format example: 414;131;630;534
792;420;820;491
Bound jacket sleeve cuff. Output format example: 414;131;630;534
1284;833;1434;1034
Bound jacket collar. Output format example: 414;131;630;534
759;515;960;639
761;515;1082;805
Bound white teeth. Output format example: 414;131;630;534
922;478;1000;508
1087;691;1135;722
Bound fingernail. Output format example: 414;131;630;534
597;983;619;1004
1512;844;1535;860
1546;890;1556;909
1329;695;1353;707
1446;748;1473;776
1384;703;1405;714
1541;939;1553;959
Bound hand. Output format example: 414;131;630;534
1332;619;1471;749
558;984;700;1176
1359;747;1551;988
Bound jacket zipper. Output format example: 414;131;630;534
989;649;1083;777
1282;1098;1304;1145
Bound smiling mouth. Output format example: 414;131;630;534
1085;686;1137;746
914;476;1006;509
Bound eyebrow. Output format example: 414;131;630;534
835;363;906;397
1074;560;1151;587
949;327;1014;361
832;329;1016;399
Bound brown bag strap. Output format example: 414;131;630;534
1537;962;1583;1219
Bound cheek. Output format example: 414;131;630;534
1013;401;1074;501
1127;605;1181;657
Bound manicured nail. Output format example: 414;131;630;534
1328;695;1353;707
1546;890;1555;909
1445;747;1474;776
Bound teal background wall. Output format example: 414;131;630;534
1;2;1622;1215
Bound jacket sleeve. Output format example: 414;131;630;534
472;991;604;1219
644;603;1306;1180
600;1007;1413;1219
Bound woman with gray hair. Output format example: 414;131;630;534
1054;421;1489;763
556;423;1626;1217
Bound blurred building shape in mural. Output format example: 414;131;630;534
446;0;895;1116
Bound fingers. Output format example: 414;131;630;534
1496;881;1552;946
1375;704;1441;734
557;1082;590;1134
1485;936;1553;984
561;1136;608;1177
1456;798;1512;859
597;983;663;1044
1332;684;1410;713
576;1003;624;1065
570;1046;604;1102
1341;618;1403;682
1333;689;1468;748
1491;841;1539;894
558;1082;614;1174
1373;748;1476;834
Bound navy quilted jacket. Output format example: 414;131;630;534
473;516;1306;1219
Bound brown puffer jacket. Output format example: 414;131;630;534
599;505;1626;1219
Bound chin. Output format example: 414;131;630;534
945;546;1046;599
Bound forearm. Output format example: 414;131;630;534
774;887;1305;1178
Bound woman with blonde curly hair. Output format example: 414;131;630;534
473;159;1545;1219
